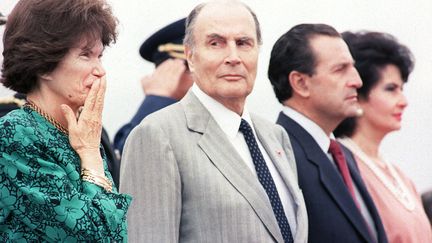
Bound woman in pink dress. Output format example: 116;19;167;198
335;31;432;243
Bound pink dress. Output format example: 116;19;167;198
356;157;432;243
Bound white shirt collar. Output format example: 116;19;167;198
192;84;253;139
282;106;334;153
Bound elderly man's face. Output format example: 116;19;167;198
186;2;259;112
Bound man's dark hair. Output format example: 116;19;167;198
268;23;340;103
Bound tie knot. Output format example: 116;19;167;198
239;118;252;134
329;139;342;156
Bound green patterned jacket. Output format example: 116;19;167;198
0;107;131;242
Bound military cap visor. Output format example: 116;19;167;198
0;12;7;26
139;18;186;66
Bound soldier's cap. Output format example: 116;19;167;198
0;12;7;26
139;18;186;66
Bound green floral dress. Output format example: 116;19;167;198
0;107;132;242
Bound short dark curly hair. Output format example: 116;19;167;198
334;31;414;138
1;0;118;94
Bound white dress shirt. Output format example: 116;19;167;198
193;84;297;235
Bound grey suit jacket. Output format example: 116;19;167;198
120;92;308;243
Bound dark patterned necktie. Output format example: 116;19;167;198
239;119;294;243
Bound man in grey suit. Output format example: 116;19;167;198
120;1;308;242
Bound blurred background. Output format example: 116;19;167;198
1;0;431;192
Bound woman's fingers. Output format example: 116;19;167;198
61;104;77;130
81;78;101;116
94;77;106;117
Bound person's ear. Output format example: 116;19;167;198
288;70;310;98
39;73;53;82
185;45;195;73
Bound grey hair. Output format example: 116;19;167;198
183;1;262;50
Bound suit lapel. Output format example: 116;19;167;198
181;92;284;243
253;115;309;242
252;115;304;210
277;112;373;242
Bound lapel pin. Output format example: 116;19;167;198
276;149;283;156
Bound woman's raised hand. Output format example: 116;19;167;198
61;78;106;175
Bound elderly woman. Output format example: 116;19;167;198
335;31;432;242
0;0;131;241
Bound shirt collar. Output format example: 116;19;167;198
282;106;334;153
192;84;252;140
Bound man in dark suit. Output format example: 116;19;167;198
268;23;388;243
113;18;193;155
422;190;432;225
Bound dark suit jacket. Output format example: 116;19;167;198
277;112;388;243
101;128;120;187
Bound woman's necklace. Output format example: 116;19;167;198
338;137;416;211
24;100;68;135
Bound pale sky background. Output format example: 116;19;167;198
1;0;431;192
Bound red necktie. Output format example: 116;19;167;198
329;139;359;207
329;139;376;241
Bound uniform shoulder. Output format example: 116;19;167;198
0;96;26;106
0;96;26;117
137;101;184;129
